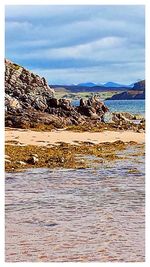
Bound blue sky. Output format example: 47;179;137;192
5;5;145;85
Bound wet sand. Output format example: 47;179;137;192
5;128;145;146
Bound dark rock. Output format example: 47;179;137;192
80;98;86;106
58;98;71;110
47;98;58;108
27;154;39;164
78;96;108;119
5;59;109;129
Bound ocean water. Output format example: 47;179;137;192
5;145;145;262
72;99;145;116
104;100;145;116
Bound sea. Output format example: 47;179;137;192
105;100;145;116
72;99;145;116
5;99;145;262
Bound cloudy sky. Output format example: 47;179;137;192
5;5;145;85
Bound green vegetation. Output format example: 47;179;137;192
54;90;120;101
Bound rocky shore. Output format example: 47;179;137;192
5;59;145;132
5;59;145;172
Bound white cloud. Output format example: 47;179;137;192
32;61;144;85
10;36;127;60
5;5;145;84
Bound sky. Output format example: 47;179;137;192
5;5;145;85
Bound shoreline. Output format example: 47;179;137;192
5;127;145;172
5;128;145;147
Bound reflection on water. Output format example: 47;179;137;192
5;145;145;262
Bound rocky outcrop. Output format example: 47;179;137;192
106;112;145;132
5;59;55;112
111;112;144;122
5;59;145;132
5;59;109;129
78;96;109;121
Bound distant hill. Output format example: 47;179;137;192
77;82;100;87
50;80;136;92
103;82;131;88
50;84;129;93
131;80;145;90
106;80;145;100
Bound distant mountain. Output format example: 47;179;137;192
51;81;131;93
77;82;101;87
51;81;136;90
103;82;130;88
50;84;128;93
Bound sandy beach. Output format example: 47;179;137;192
5;128;145;146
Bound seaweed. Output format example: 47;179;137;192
5;140;139;172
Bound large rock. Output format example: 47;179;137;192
5;59;54;112
78;96;109;121
5;59;109;129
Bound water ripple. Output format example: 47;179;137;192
5;145;145;262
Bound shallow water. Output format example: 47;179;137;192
104;100;145;116
5;145;145;262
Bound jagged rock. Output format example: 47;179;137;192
58;98;71;110
5;59;109;129
5;94;21;110
32;96;48;111
47;98;58;108
112;112;142;123
5;59;54;112
78;96;109;120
